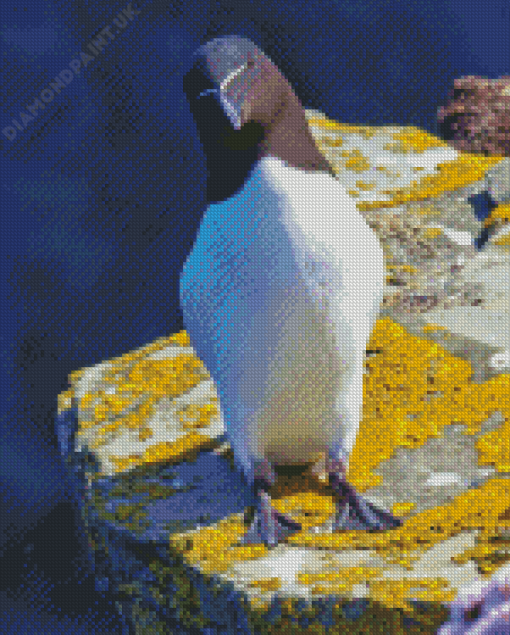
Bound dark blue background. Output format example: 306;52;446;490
1;0;508;632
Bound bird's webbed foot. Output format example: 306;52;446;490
328;457;402;532
239;458;302;548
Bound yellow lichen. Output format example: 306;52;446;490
420;227;443;239
141;431;211;464
80;352;208;443
485;201;510;228
277;316;510;570
355;180;376;191
298;566;381;589
137;427;153;442
248;577;281;592
167;330;191;347
422;323;448;333
390;128;450;153
59;120;510;624
392;502;416;517
386;264;417;273
63;263;510;610
357;154;505;211
179;403;219;429
68;368;85;383
109;454;143;471
494;232;510;247
170;517;266;574
345;155;371;172
319;137;344;147
57;389;74;413
368;578;455;614
415;205;442;216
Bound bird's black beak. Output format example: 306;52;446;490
184;36;269;133
183;60;248;132
183;63;264;151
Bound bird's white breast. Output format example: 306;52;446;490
180;157;385;471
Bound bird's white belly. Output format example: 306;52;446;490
180;158;385;472
181;234;373;468
245;279;354;465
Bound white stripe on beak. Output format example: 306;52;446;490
219;61;248;91
196;62;249;129
197;88;219;99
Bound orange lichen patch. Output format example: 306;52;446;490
357;154;505;211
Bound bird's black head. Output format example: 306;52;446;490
183;37;267;204
183;35;334;202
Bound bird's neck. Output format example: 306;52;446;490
204;100;335;205
258;100;335;177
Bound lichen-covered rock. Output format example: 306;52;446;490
437;75;510;157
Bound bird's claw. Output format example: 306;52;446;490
240;490;301;548
328;460;402;532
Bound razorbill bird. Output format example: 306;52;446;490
180;35;402;547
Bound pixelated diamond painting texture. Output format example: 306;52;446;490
1;1;509;634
